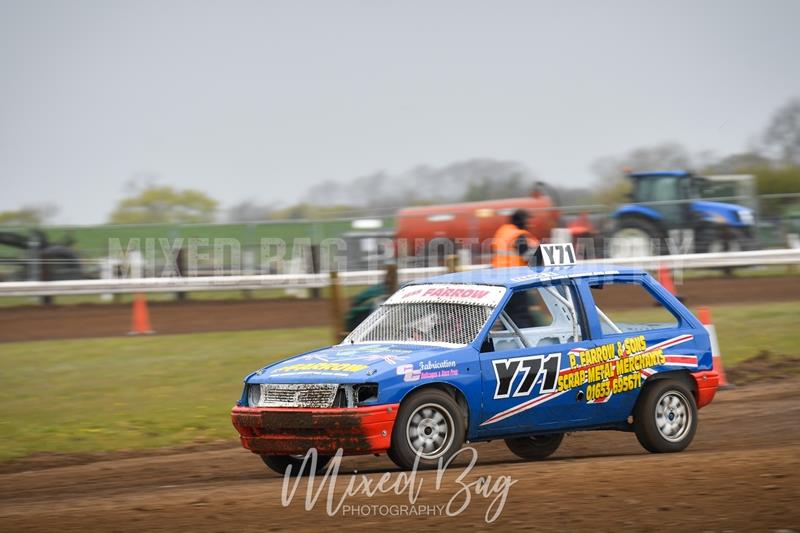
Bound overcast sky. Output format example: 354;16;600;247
1;0;798;225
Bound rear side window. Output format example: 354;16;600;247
590;282;678;335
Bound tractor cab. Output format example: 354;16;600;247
627;170;701;228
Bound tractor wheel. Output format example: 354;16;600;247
608;217;664;259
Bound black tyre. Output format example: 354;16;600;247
729;227;757;252
260;453;332;476
634;379;697;453
40;245;84;280
388;388;466;470
504;433;563;460
695;225;728;254
385;446;402;467
608;217;665;258
696;225;756;254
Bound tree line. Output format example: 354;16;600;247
2;97;799;226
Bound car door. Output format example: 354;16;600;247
476;280;599;437
567;274;709;428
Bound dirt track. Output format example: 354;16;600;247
1;275;799;343
0;379;797;532
0;298;332;343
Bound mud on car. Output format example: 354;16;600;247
231;244;719;475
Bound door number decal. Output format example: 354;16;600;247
492;353;561;399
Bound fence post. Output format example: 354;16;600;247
329;271;346;344
446;254;459;273
385;262;398;294
310;244;321;299
788;234;800;275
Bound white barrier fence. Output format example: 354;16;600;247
0;248;798;297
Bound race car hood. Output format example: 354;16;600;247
246;343;456;384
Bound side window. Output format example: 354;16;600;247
590;282;679;335
487;284;582;352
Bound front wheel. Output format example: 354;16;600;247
696;226;755;254
388;388;466;470
634;380;697;453
260;453;332;476
505;433;563;460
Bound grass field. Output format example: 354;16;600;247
0;301;797;461
1;219;364;258
609;300;800;365
0;327;329;461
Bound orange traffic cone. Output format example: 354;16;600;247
129;294;155;335
658;265;683;302
658;264;676;294
697;306;731;389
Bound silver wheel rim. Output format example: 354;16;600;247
406;403;454;459
655;390;691;442
609;228;653;258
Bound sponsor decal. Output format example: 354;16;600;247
303;345;412;365
273;362;369;374
270;372;356;377
331;345;412;358
481;334;695;426
386;284;506;307
510;270;620;284
574;334;696;404
396;360;458;382
396;364;420;382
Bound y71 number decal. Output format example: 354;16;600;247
492;353;561;399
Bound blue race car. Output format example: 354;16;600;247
232;244;719;474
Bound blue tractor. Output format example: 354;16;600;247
607;170;757;258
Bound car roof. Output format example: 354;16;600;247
628;169;691;178
418;263;645;289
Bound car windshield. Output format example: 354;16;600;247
343;284;506;346
344;302;494;346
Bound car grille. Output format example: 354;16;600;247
253;383;339;408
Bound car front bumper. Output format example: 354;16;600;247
231;403;400;456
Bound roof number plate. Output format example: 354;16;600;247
535;243;577;266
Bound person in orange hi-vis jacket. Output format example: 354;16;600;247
491;209;539;268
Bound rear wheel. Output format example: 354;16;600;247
634;379;697;453
504;433;563;460
608;217;664;258
260;453;332;476
388;388;465;470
